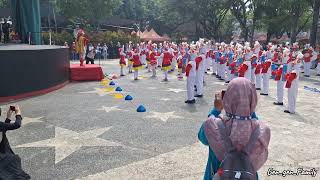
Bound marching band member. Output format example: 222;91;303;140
243;44;252;81
284;53;303;114
255;52;265;90
185;59;196;104
205;41;212;74
161;48;173;81
177;54;183;79
132;49;143;80
195;43;206;97
127;50;134;73
261;58;272;96
212;43;219;76
303;46;313;77
149;49;158;77
119;47;126;76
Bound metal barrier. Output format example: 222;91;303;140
28;31;52;45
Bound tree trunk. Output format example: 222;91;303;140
290;6;300;44
250;17;256;45
266;28;273;43
243;27;249;42
310;0;320;47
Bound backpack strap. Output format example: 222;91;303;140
216;118;234;152
243;125;261;154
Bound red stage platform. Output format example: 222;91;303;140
70;64;104;81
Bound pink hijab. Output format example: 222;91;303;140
223;77;258;117
204;77;271;171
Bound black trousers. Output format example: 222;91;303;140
86;57;94;64
4;32;9;43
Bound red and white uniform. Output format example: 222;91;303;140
186;60;196;101
119;48;126;76
303;49;313;76
285;59;301;113
149;51;158;77
132;50;143;80
127;51;134;73
261;59;272;95
255;61;263;89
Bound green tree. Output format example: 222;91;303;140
309;0;320;47
230;0;251;41
287;0;312;43
55;0;121;26
0;0;9;8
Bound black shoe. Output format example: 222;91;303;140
226;81;230;83
317;74;320;76
273;102;284;106
120;74;125;77
284;110;294;114
212;73;217;76
185;99;196;104
256;88;261;90
134;78;139;80
304;75;310;77
194;94;203;98
260;93;268;96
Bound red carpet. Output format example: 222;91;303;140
70;64;104;81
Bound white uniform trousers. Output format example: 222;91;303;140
287;79;299;113
187;76;196;100
262;73;270;94
304;62;311;76
276;80;285;103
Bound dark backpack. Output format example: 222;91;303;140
213;119;260;180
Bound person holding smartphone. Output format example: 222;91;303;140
198;78;270;180
0;105;30;179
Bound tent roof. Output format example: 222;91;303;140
141;28;167;42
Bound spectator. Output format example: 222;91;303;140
71;42;77;61
0;106;30;179
0;18;3;43
102;43;108;60
198;77;270;180
64;42;69;48
86;43;96;64
95;43;102;60
2;18;10;43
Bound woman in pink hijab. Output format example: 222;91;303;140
198;77;271;180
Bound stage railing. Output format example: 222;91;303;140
28;31;53;45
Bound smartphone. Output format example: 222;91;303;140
221;90;226;100
10;106;15;111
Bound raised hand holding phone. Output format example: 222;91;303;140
214;92;224;112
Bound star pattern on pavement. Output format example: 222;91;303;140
79;88;113;97
147;87;157;90
146;111;183;122
15;126;123;164
22;116;44;126
98;106;121;113
166;88;186;93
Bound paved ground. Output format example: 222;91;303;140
1;59;320;180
